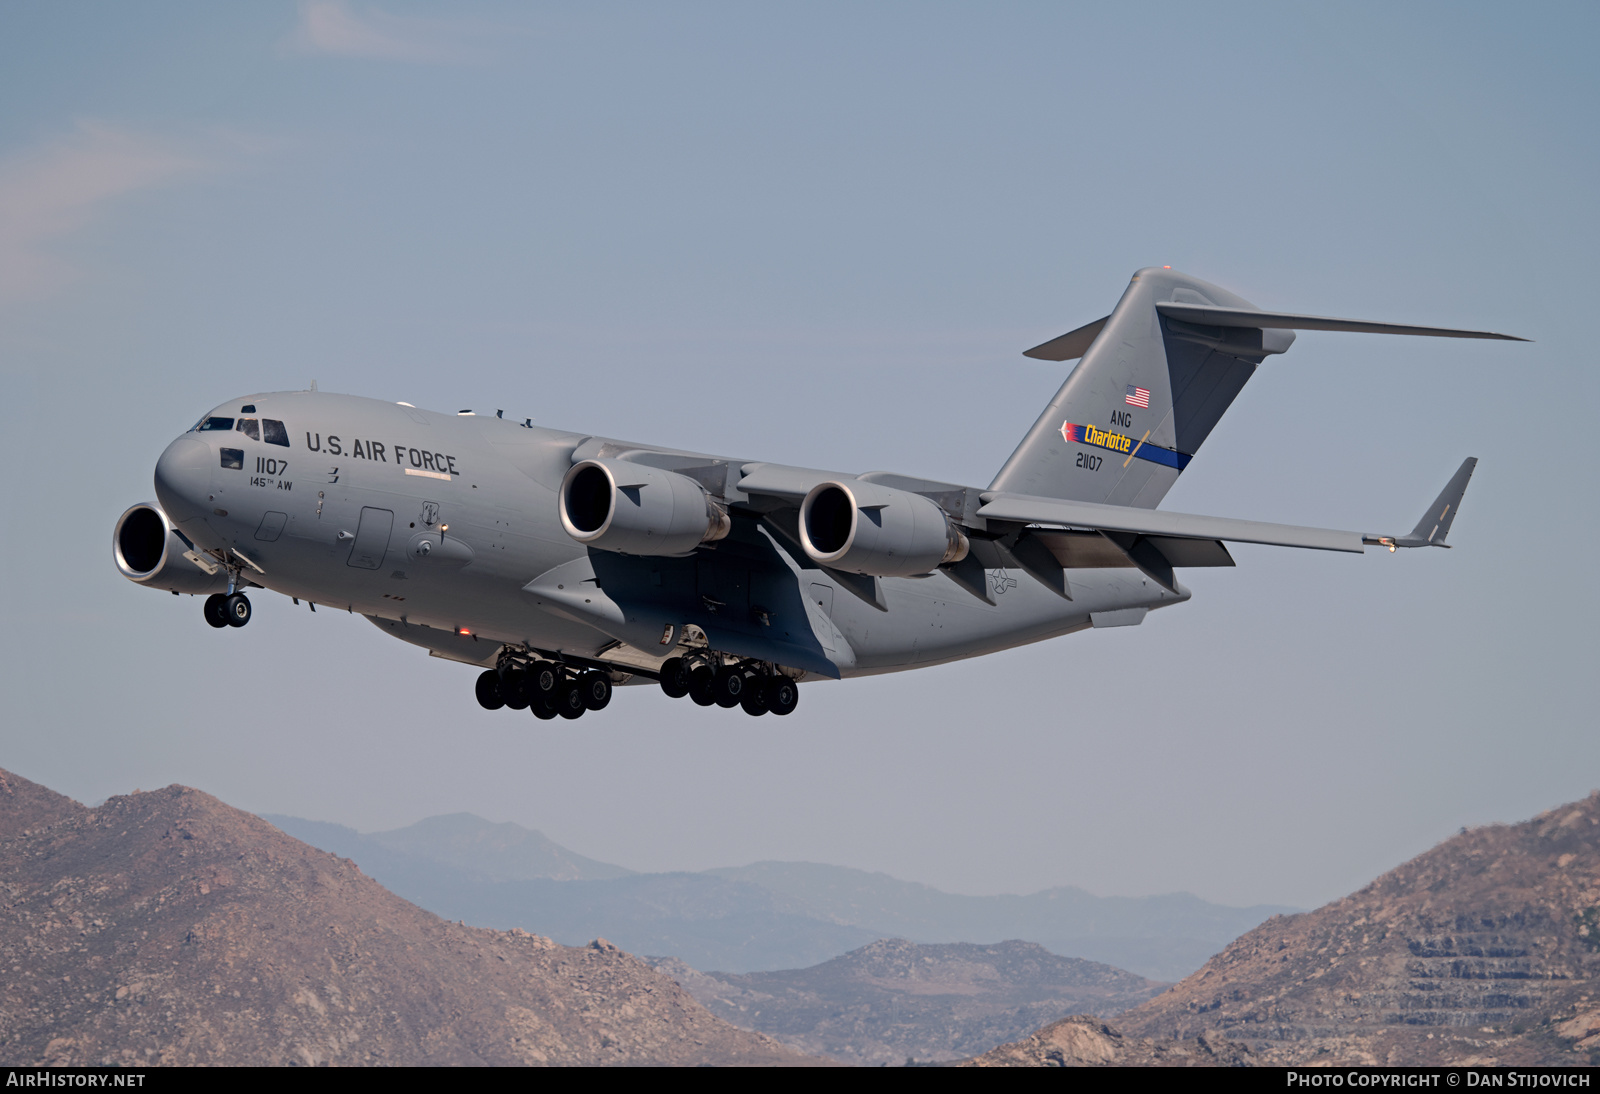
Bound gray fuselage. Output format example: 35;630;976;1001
148;391;1183;683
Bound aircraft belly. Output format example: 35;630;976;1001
833;568;1184;675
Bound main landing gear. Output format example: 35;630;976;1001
473;649;800;720
476;655;613;721
659;655;799;717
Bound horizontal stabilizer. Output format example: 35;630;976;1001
1154;302;1528;342
1395;457;1477;548
1022;316;1109;361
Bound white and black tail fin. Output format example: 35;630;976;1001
990;267;1524;509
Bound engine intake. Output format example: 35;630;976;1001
559;459;730;557
799;480;968;577
113;503;228;595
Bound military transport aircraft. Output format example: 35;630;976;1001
114;268;1523;720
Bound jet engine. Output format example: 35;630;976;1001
799;480;968;577
559;459;731;557
113;502;229;595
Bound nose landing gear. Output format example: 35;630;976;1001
203;591;252;628
201;551;258;629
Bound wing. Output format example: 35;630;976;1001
973;457;1478;596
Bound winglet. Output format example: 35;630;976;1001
1369;458;1478;549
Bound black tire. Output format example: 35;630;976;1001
712;667;745;709
527;661;562;702
557;680;587;720
501;671;531;711
224;593;251;628
203;593;229;629
659;657;691;699
740;682;769;717
530;694;558;720
579;671;612;711
765;677;799;716
475;670;505;710
688;666;717;707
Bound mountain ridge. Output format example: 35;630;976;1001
0;767;818;1067
266;812;1295;980
961;791;1600;1066
649;937;1167;1065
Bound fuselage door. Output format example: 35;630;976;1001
347;507;394;569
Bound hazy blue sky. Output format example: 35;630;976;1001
2;2;1595;911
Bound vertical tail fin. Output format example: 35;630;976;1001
990;268;1293;509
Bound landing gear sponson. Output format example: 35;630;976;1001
473;647;798;720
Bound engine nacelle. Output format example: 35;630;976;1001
799;480;968;577
559;459;731;557
113;503;229;595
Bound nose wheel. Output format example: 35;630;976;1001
203;592;252;628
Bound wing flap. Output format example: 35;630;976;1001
977;491;1366;553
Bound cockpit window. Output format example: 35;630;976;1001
262;419;290;447
198;417;234;432
237;418;260;441
220;448;244;470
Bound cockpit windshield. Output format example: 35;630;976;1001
192;413;289;446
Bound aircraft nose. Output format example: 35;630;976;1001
153;435;212;522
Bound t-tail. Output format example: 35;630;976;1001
990;267;1525;509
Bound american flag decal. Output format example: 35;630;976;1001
1125;385;1151;408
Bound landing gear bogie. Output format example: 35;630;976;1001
658;652;802;718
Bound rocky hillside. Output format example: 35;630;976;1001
957;1016;1252;1067
1114;792;1600;1066
0;768;817;1066
650;937;1164;1065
